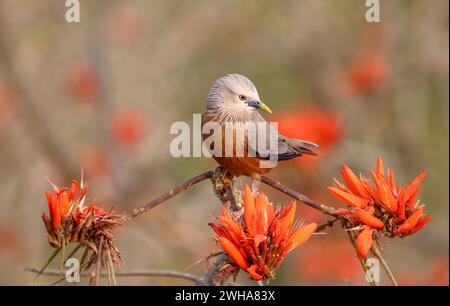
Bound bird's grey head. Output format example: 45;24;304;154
205;74;272;120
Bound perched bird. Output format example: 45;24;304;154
202;74;318;185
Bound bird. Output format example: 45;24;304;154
201;73;319;187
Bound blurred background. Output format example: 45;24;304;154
0;0;448;285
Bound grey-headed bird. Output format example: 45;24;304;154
201;74;318;184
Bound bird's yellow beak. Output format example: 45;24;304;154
247;101;273;114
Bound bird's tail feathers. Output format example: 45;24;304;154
286;138;319;156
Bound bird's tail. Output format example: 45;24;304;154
286;138;320;156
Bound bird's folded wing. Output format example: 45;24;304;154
249;112;319;161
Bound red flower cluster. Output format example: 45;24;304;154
328;156;431;259
209;185;317;281
41;178;109;247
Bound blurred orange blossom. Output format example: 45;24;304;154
271;105;342;168
110;107;149;148
343;55;390;95
67;61;100;103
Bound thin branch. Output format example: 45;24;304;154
34;247;61;281
22;267;204;285
372;244;398;286
261;176;337;216
93;237;104;286
128;170;214;219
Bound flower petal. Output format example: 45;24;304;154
376;156;385;177
68;179;79;202
327;187;369;208
209;223;225;237
407;187;420;210
255;193;269;235
278;200;297;233
243;184;256;234
408;215;432;235
341;164;370;198
402;171;426;204
59;191;70;216
285;223;317;253
378;177;398;213
356;227;375;259
246;264;263;281
354;208;384;229
218;237;249;270
388;169;396;194
394;206;425;235
52;197;61;231
221;205;233;219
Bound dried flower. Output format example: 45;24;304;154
209;185;317;281
41;176;127;269
328;156;431;259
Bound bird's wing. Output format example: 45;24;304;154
249;112;319;161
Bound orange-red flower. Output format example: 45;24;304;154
42;179;87;234
67;62;99;102
209;185;317;281
271;105;342;167
41;177;114;247
328;156;431;259
40;176;126;273
344;55;390;95
110;108;148;148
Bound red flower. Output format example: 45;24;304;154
40;176;127;273
42;179;87;233
328;156;431;259
110;108;148;147
41;177;110;246
344;56;389;95
67;62;99;102
271;105;342;167
210;185;317;280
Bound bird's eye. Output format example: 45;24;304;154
239;95;247;101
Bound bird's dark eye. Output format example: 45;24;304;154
239;95;247;101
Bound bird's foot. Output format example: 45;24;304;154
251;174;261;192
212;167;236;204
